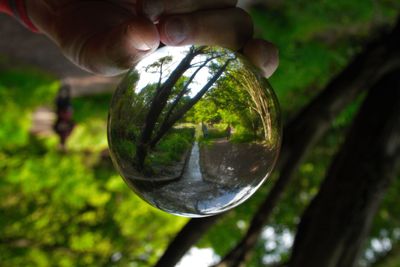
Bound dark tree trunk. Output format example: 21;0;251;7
215;18;400;267
288;69;400;267
135;47;202;169
150;59;232;147
154;18;400;267
153;217;220;267
162;56;215;125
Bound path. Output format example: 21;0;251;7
200;139;276;186
182;142;203;181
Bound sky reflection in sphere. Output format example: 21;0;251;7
107;45;281;217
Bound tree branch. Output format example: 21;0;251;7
135;47;204;169
288;68;400;267
154;18;400;267
161;55;218;129
215;17;400;267
149;59;232;148
154;217;220;267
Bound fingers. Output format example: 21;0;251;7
244;39;279;78
158;8;253;50
79;18;160;76
142;0;237;21
143;0;278;77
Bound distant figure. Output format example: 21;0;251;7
201;122;209;138
226;125;232;140
53;84;75;151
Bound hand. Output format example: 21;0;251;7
26;0;279;77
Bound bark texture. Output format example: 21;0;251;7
155;18;400;267
153;217;220;267
215;18;400;267
288;69;400;267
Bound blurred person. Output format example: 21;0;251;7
226;124;232;140
53;83;75;151
201;122;208;138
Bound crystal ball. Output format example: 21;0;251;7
107;45;281;217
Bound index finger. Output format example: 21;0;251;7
141;0;237;21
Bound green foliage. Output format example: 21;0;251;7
153;127;195;165
0;68;59;148
72;93;111;123
2;1;400;266
187;98;221;123
197;2;400;265
251;0;398;118
189;69;271;143
0;68;187;267
200;127;226;141
230;125;257;143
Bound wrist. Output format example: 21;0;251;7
1;0;40;32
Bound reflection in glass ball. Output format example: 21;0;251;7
108;45;281;217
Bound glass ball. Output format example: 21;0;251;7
107;45;281;217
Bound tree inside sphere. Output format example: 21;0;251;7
108;45;281;217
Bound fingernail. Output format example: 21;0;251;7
263;53;279;78
143;0;163;21
127;25;154;51
257;42;278;78
164;18;188;44
132;39;153;51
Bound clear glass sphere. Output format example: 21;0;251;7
107;45;281;217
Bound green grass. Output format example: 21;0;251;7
0;68;58;149
72;93;112;123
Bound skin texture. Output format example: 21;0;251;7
25;0;279;77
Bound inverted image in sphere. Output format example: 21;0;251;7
108;45;281;217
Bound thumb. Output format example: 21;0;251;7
78;18;160;76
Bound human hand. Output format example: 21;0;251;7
26;0;278;77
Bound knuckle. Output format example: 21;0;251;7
233;8;253;32
231;8;253;48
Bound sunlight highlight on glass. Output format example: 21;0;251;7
107;45;281;217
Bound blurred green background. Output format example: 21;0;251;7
1;1;400;266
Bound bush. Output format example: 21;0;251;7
153;127;195;165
